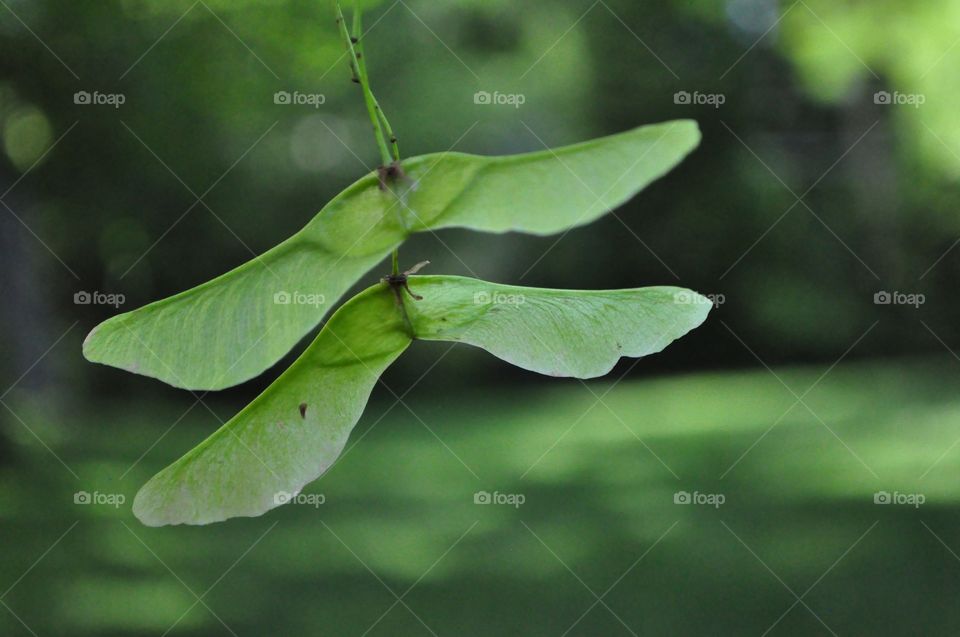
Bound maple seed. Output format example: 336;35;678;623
299;403;307;419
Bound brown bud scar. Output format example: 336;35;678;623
377;161;405;191
382;261;430;304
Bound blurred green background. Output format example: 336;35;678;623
2;0;960;634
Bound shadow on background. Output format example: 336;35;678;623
3;359;960;634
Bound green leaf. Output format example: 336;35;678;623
85;120;700;391
134;275;710;526
406;276;711;378
133;284;410;526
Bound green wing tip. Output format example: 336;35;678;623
133;481;194;527
689;120;703;143
662;286;714;329
81;325;100;362
131;488;162;527
672;118;702;145
672;117;699;129
690;291;715;325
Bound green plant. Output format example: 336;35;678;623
83;3;712;526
